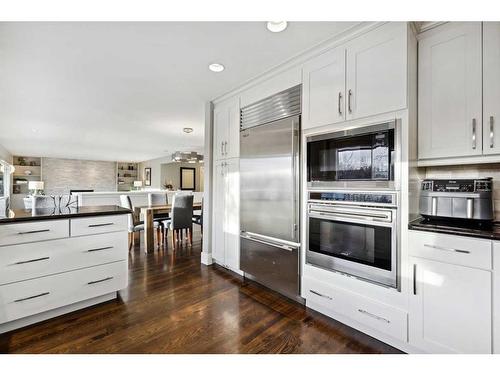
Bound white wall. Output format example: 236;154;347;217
161;161;203;192
139;156;204;191
138;156;170;189
0;143;12;163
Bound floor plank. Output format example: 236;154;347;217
0;228;402;354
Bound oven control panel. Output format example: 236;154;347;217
308;191;396;205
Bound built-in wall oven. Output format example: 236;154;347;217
306;191;398;288
307;121;398;190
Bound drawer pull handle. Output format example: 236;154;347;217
424;244;470;254
85;246;114;253
14;292;50;303
14;256;50;265
88;223;114;228
17;229;50;235
310;289;333;300
357;309;390;324
87;276;114;285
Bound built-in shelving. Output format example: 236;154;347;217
11;156;42;195
116;162;139;191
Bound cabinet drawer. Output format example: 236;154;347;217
0;220;69;247
303;276;407;341
0;231;128;285
0;261;127;324
409;230;492;270
70;215;128;236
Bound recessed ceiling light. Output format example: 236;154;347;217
267;21;288;33
208;63;224;73
183;127;194;133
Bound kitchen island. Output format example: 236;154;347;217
0;205;131;333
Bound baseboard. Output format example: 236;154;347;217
200;251;213;265
0;292;117;334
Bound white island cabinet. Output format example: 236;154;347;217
0;206;130;333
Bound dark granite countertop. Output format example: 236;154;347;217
0;205;131;224
409;217;500;241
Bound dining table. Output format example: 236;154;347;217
135;202;202;253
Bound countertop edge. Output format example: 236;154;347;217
408;220;500;241
0;205;132;225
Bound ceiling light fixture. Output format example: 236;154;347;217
208;63;225;72
266;21;288;33
183;127;194;133
171;151;203;163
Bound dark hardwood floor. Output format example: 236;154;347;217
0;228;402;354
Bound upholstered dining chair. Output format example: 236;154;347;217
163;194;194;248
148;192;170;245
120;195;161;251
192;198;203;234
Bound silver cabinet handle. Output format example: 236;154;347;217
87;276;114;285
338;92;342;115
490;116;495;148
357;309;390;324
17;229;50;235
221;141;224;156
85;246;114;253
88;223;114;228
224;141;228;155
310;289;333;300
413;264;417;295
348;89;353;113
423;244;470;254
472;118;477;149
13;256;50;265
14;292;50;303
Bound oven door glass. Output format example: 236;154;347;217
308;217;392;271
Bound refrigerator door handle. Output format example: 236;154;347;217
240;232;298;252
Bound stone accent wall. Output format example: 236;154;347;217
42;158;116;195
425;163;500;221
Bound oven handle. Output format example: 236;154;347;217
309;210;392;223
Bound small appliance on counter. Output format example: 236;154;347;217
419;178;494;223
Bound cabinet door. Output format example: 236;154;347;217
345;22;407;121
483;22;500;155
224;158;240;271
211;162;226;263
409;257;492;353
418;22;482;160
226;99;240;159
302;47;346;129
213;106;229;161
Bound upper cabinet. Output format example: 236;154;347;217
302;22;408;130
418;22;483;161
483;22;500;155
213;97;240;160
345;22;407;121
302;47;346;128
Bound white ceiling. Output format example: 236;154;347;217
0;22;358;162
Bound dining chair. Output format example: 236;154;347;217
192;198;203;234
148;192;170;246
163;194;194;248
120;195;161;251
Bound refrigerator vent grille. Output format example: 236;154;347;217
240;85;301;130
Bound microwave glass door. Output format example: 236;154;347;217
308;217;392;271
307;129;394;183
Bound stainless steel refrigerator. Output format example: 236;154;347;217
239;85;301;302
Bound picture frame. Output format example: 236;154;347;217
180;167;195;190
144;167;151;186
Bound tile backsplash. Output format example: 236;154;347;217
424;163;500;221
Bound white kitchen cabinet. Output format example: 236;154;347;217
345;22;407;121
213;97;240;160
418;22;483;160
494;241;500;354
409;256;492;353
302;46;346;129
483;22;500;155
301;22;408;130
212;159;240;272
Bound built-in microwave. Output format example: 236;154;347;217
307;121;398;190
